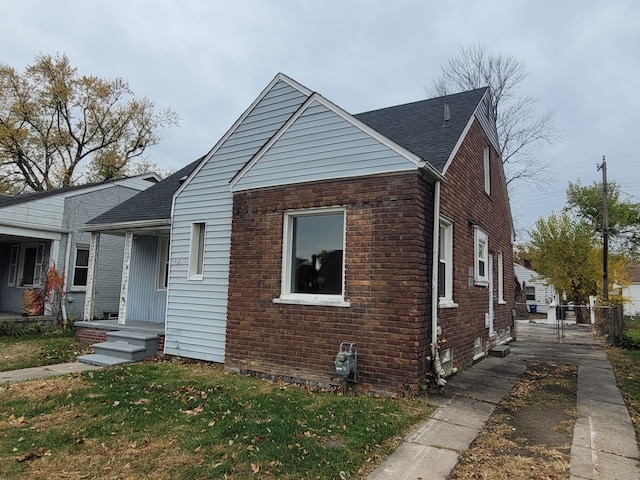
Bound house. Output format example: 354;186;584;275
514;263;557;314
0;174;159;322
78;73;515;393
623;264;640;316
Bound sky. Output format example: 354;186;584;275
1;0;639;241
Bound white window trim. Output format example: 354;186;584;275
7;244;19;287
275;206;350;308
188;222;206;281
497;250;506;304
483;146;491;195
71;245;90;291
156;236;170;290
474;227;489;286
438;218;457;308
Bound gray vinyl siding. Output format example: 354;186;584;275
0;197;66;229
63;186;144;320
123;235;167;323
232;99;417;192
165;80;309;362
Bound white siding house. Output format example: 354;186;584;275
514;263;557;313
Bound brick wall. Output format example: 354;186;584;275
227;172;435;393
438;120;515;369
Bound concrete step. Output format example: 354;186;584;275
92;341;149;361
106;331;158;355
489;345;511;358
77;353;132;367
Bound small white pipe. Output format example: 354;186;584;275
431;181;441;359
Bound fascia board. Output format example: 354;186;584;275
172;73;313;216
81;218;171;233
441;115;475;176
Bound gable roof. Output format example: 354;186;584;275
84;159;201;229
354;87;489;173
0;173;159;208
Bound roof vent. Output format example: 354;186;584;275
443;102;450;124
178;175;188;184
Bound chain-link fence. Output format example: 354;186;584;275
593;304;625;346
515;303;625;345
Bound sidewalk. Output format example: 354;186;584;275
0;362;101;384
369;324;640;479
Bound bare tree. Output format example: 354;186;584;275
429;43;560;188
0;53;179;192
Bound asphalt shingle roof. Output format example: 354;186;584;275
85;87;488;227
354;87;488;172
0;181;111;208
85;158;202;226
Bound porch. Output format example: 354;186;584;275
0;311;57;327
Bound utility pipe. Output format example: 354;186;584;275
431;180;441;359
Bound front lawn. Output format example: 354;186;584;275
0;329;91;372
0;360;432;479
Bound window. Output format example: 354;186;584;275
15;243;45;287
483;146;491;195
474;227;489;285
497;250;505;303
7;245;19;287
525;286;536;301
156;236;170;290
189;222;205;279
72;247;90;287
438;218;455;306
278;208;347;305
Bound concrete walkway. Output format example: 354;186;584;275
369;323;640;479
0;362;101;384
0;324;638;479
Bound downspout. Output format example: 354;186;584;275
430;181;446;385
61;232;72;326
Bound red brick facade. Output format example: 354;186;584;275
226;118;514;393
226;172;436;393
438;120;515;368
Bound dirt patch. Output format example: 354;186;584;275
449;361;577;479
0;376;84;403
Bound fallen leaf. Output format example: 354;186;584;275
251;463;260;474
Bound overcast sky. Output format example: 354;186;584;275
2;0;638;240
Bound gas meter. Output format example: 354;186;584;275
335;342;357;382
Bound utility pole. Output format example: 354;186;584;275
597;156;609;302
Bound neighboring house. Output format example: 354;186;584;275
514;263;557;314
0;174;159;321
79;73;515;393
623;264;640;316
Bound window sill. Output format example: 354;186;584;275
188;274;203;281
69;287;87;292
438;299;459;309
273;295;351;308
474;279;489;287
498;300;507;305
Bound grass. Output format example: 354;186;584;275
0;328;92;372
606;347;640;442
0;360;432;479
449;362;577;480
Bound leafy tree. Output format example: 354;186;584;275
529;213;599;323
565;180;640;258
0;53;178;193
429;43;560;188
